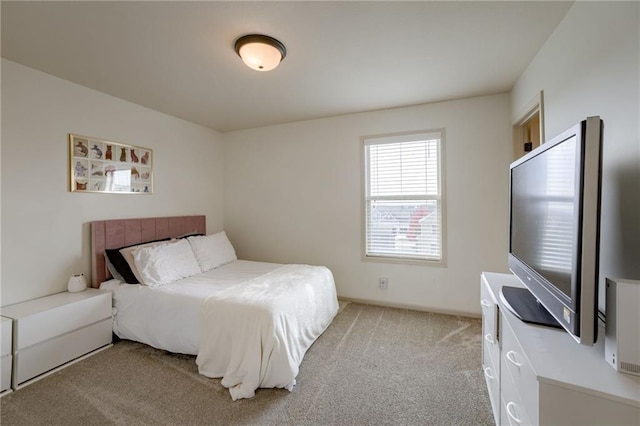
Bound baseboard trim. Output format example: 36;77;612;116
13;343;113;391
337;297;481;319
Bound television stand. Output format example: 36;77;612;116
481;272;640;425
500;286;562;329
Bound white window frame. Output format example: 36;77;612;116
361;129;446;265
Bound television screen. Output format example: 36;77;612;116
506;117;602;345
510;134;578;300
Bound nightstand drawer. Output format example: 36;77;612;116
2;289;113;389
12;292;111;350
14;318;111;385
1;317;13;392
1;317;11;357
1;355;11;392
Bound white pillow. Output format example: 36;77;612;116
132;239;202;287
187;232;237;272
120;239;172;284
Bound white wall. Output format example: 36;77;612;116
511;2;640;309
0;7;3;313
224;94;512;316
1;59;224;306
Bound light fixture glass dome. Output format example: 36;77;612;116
234;34;286;72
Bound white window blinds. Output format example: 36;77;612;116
364;131;443;261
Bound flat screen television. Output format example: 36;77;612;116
504;116;603;345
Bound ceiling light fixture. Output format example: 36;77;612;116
234;34;286;72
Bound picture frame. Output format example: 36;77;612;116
69;133;153;194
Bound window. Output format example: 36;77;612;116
363;130;444;263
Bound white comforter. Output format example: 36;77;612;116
196;264;338;400
102;261;282;355
101;261;339;400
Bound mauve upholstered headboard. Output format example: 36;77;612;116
90;215;206;288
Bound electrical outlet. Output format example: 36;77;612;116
379;277;388;290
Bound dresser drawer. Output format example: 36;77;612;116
481;276;500;365
500;373;532;426
481;276;498;341
14;318;111;386
13;292;111;350
483;350;500;421
501;318;538;424
483;325;500;369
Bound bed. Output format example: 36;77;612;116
91;216;339;400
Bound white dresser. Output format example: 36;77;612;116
0;289;112;389
481;272;640;425
1;316;12;393
480;275;501;419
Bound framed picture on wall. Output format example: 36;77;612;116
69;133;153;194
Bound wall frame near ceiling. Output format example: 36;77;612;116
512;91;545;161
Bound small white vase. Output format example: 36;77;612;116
68;274;87;293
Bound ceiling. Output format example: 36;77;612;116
1;1;573;132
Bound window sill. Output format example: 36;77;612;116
362;254;446;267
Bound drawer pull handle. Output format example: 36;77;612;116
481;299;491;308
506;350;522;367
484;333;494;345
483;367;495;380
506;401;523;424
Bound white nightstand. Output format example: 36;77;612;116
0;289;112;389
1;316;12;394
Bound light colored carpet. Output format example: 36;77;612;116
0;302;493;425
